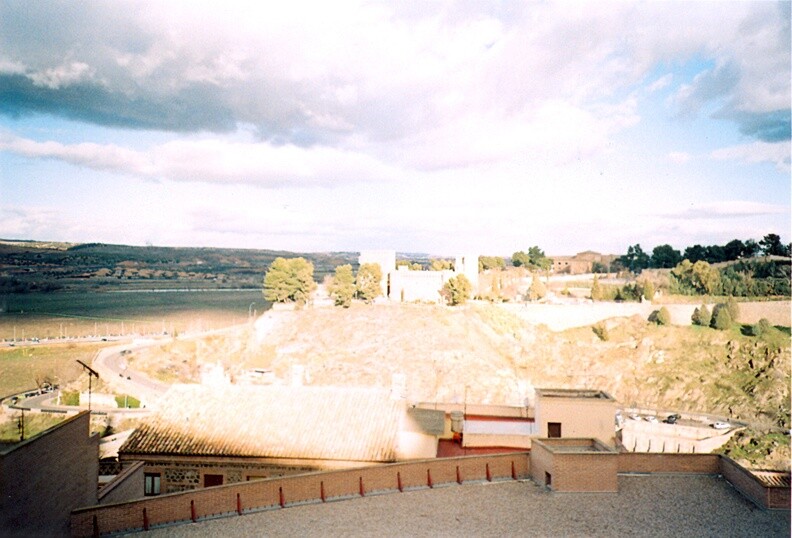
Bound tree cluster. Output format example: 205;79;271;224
618;233;790;274
429;259;454;271
511;246;552;271
262;257;317;305
326;262;384;307
670;258;790;298
478;255;506;271
691;298;740;330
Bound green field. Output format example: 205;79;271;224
0;290;269;340
0;342;108;397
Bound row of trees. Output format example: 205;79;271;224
263;258;472;307
511;246;552;271
327;263;383;307
618;234;790;274
670;258;790;297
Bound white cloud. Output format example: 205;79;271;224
27;62;94;89
710;141;791;172
0;133;401;187
647;74;673;93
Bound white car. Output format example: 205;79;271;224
644;416;659;423
710;422;730;430
628;413;641;421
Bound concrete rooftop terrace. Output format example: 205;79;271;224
137;474;789;537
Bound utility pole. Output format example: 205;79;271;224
76;360;100;412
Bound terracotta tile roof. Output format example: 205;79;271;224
120;384;403;462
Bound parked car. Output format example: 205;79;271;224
710;422;730;430
664;414;681;424
628;413;641;421
644;415;659;423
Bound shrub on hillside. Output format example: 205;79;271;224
649;307;671;325
592;322;609;341
748;318;773;337
642;281;655;301
711;304;732;330
691;304;711;327
726;296;740;322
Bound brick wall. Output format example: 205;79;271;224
71;453;530;537
553;452;618;492
530;440;618;492
1;412;98;537
618;453;720;474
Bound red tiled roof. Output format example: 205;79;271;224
120;384;402;462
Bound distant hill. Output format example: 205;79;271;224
0;240;361;293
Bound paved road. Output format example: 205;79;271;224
93;342;170;407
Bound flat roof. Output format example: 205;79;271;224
535;388;616;401
533;437;618;454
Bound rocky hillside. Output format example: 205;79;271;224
129;302;790;469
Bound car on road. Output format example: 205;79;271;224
628;413;641;421
664;414;681;424
710;422;730;430
644;415;659;423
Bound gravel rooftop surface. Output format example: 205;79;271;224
135;475;789;537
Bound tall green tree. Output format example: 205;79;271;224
328;264;355;308
619;244;650;273
512;247;551;271
759;233;790;256
511;251;531;268
356;263;383;303
263;257;316;305
650;244;682;268
441;274;472;306
527;246;552;271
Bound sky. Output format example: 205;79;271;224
0;1;789;256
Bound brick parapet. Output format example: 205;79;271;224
718;457;790;510
71;452;530;537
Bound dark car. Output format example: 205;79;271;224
663;413;681;424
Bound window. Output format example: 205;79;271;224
203;474;224;488
144;473;161;496
548;422;562;438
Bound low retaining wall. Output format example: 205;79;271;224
72;453;530;537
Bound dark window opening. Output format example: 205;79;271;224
144;473;161;496
548;422;562;438
545;472;552;486
204;474;224;488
